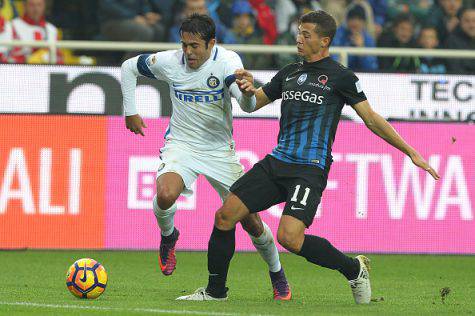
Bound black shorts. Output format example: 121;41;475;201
230;155;328;227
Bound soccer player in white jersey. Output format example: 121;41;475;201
120;14;291;300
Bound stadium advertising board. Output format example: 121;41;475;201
106;117;475;254
0;116;107;248
0;64;473;122
1;116;473;253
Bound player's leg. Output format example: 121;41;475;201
240;214;291;300
154;172;183;234
205;172;290;300
278;175;371;304
177;156;286;301
153;172;183;276
154;145;199;276
176;193;249;301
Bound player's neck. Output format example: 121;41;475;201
304;49;330;63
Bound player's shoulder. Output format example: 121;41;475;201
325;57;356;78
276;62;302;76
215;45;241;62
151;49;184;68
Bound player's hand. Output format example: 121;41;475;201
410;152;440;180
125;114;147;136
234;69;256;97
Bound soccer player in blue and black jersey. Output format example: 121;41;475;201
177;10;440;303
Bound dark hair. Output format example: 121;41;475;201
392;13;414;28
347;5;366;21
179;13;216;46
299;10;337;45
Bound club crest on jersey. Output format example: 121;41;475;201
318;75;328;85
207;75;220;88
297;73;307;85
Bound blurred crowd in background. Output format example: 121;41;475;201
0;0;474;73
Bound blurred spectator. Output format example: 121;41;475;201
168;0;230;43
224;0;274;69
445;7;475;74
0;16;12;62
378;13;420;72
275;13;300;68
248;0;278;44
9;0;63;64
367;0;388;38
213;0;235;28
386;0;433;23
333;5;378;71
50;0;99;40
275;0;321;35
346;1;377;38
417;26;446;73
99;0;165;58
426;0;463;41
148;0;175;33
1;0;18;21
320;0;347;26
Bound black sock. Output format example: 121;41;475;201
206;226;236;297
298;234;360;280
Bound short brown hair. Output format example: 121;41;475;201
299;10;337;45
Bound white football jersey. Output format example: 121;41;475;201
143;46;243;152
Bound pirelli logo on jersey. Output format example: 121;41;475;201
174;89;224;103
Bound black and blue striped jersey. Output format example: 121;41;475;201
262;57;367;171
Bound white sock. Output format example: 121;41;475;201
153;195;177;237
250;222;282;273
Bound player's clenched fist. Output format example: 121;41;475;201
125;114;147;136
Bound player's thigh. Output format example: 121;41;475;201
157;143;199;195
200;152;244;202
230;159;286;214
282;172;328;228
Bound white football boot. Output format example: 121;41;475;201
176;287;228;301
348;255;371;304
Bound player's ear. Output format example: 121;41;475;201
321;36;330;48
207;38;216;50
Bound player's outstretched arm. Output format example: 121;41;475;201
234;69;272;112
121;56;148;136
352;100;440;180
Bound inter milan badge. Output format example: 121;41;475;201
207;75;220;88
297;73;307;85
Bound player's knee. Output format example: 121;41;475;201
156;188;178;210
241;214;263;237
277;229;302;253
214;208;235;230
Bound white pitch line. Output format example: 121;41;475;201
0;301;275;316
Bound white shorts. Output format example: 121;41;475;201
156;142;244;201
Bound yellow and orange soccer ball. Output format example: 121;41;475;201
66;258;107;299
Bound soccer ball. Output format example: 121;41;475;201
66;258;107;299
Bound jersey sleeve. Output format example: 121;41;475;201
136;50;175;81
336;69;367;106
223;50;244;88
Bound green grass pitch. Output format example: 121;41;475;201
0;251;474;315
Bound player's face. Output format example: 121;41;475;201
296;23;330;60
181;32;215;69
